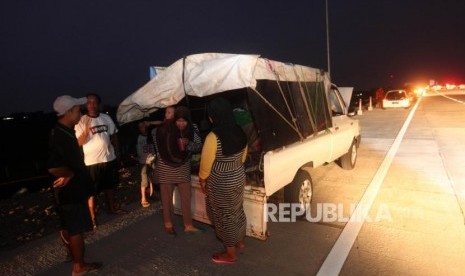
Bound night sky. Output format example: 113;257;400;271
1;0;464;116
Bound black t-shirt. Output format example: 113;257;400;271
47;123;93;204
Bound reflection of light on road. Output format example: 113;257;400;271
317;97;422;276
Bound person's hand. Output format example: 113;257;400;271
81;115;92;139
199;179;206;194
82;115;91;129
53;176;72;188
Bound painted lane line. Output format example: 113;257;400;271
317;98;423;275
433;90;465;105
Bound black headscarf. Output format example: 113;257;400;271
155;106;194;166
173;106;194;141
208;97;247;155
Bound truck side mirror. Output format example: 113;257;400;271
347;105;356;116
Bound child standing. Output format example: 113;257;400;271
136;121;155;207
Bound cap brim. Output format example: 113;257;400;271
75;97;87;105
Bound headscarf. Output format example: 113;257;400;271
208;97;247;155
155;106;194;166
173;106;194;141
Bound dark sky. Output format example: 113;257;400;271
1;0;464;116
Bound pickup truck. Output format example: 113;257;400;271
117;53;361;240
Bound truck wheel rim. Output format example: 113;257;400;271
299;179;312;206
351;145;357;165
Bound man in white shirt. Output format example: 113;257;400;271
75;93;127;228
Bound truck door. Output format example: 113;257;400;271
328;86;354;160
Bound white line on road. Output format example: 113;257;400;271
317;97;423;276
432;90;465;105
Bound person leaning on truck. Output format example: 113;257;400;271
47;95;102;276
199;97;248;264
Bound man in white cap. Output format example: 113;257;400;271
48;95;102;276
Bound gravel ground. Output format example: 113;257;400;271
0;165;145;251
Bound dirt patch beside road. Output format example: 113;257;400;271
0;166;144;251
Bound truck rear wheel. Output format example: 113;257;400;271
284;170;313;212
338;140;357;170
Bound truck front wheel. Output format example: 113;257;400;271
337;140;357;170
284;170;313;212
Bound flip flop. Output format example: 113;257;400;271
184;228;205;235
141;201;151;208
71;262;103;276
211;254;237;264
165;227;177;237
92;218;98;230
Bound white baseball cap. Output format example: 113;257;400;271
53;95;87;116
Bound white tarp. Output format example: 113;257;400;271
117;53;328;124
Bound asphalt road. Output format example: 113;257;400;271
1;90;465;276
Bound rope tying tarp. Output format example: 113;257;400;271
270;62;301;137
293;65;318;135
249;87;303;140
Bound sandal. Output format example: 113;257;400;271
165;227;177;237
184;227;205;235
71;262;103;276
92;218;98;230
211;253;237;264
141;201;151;208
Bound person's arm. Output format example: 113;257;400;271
187;124;202;153
199;132;217;193
48;167;74;188
48;133;75;188
242;145;248;163
111;133;121;162
146;120;163;126
107;116;121;163
76;116;91;146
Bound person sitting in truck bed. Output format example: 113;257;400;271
233;107;263;185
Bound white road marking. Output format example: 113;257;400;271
317;98;423;276
432;90;465;105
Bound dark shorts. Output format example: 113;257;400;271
87;160;119;194
57;201;93;236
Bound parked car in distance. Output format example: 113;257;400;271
383;89;411;109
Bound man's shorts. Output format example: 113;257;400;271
87;160;119;194
57;201;93;236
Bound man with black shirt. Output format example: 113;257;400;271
48;95;102;276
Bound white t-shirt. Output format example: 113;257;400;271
75;113;118;166
136;134;154;164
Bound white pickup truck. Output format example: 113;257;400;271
117;53;361;240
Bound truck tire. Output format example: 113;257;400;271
284;170;313;212
338;140;357;170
